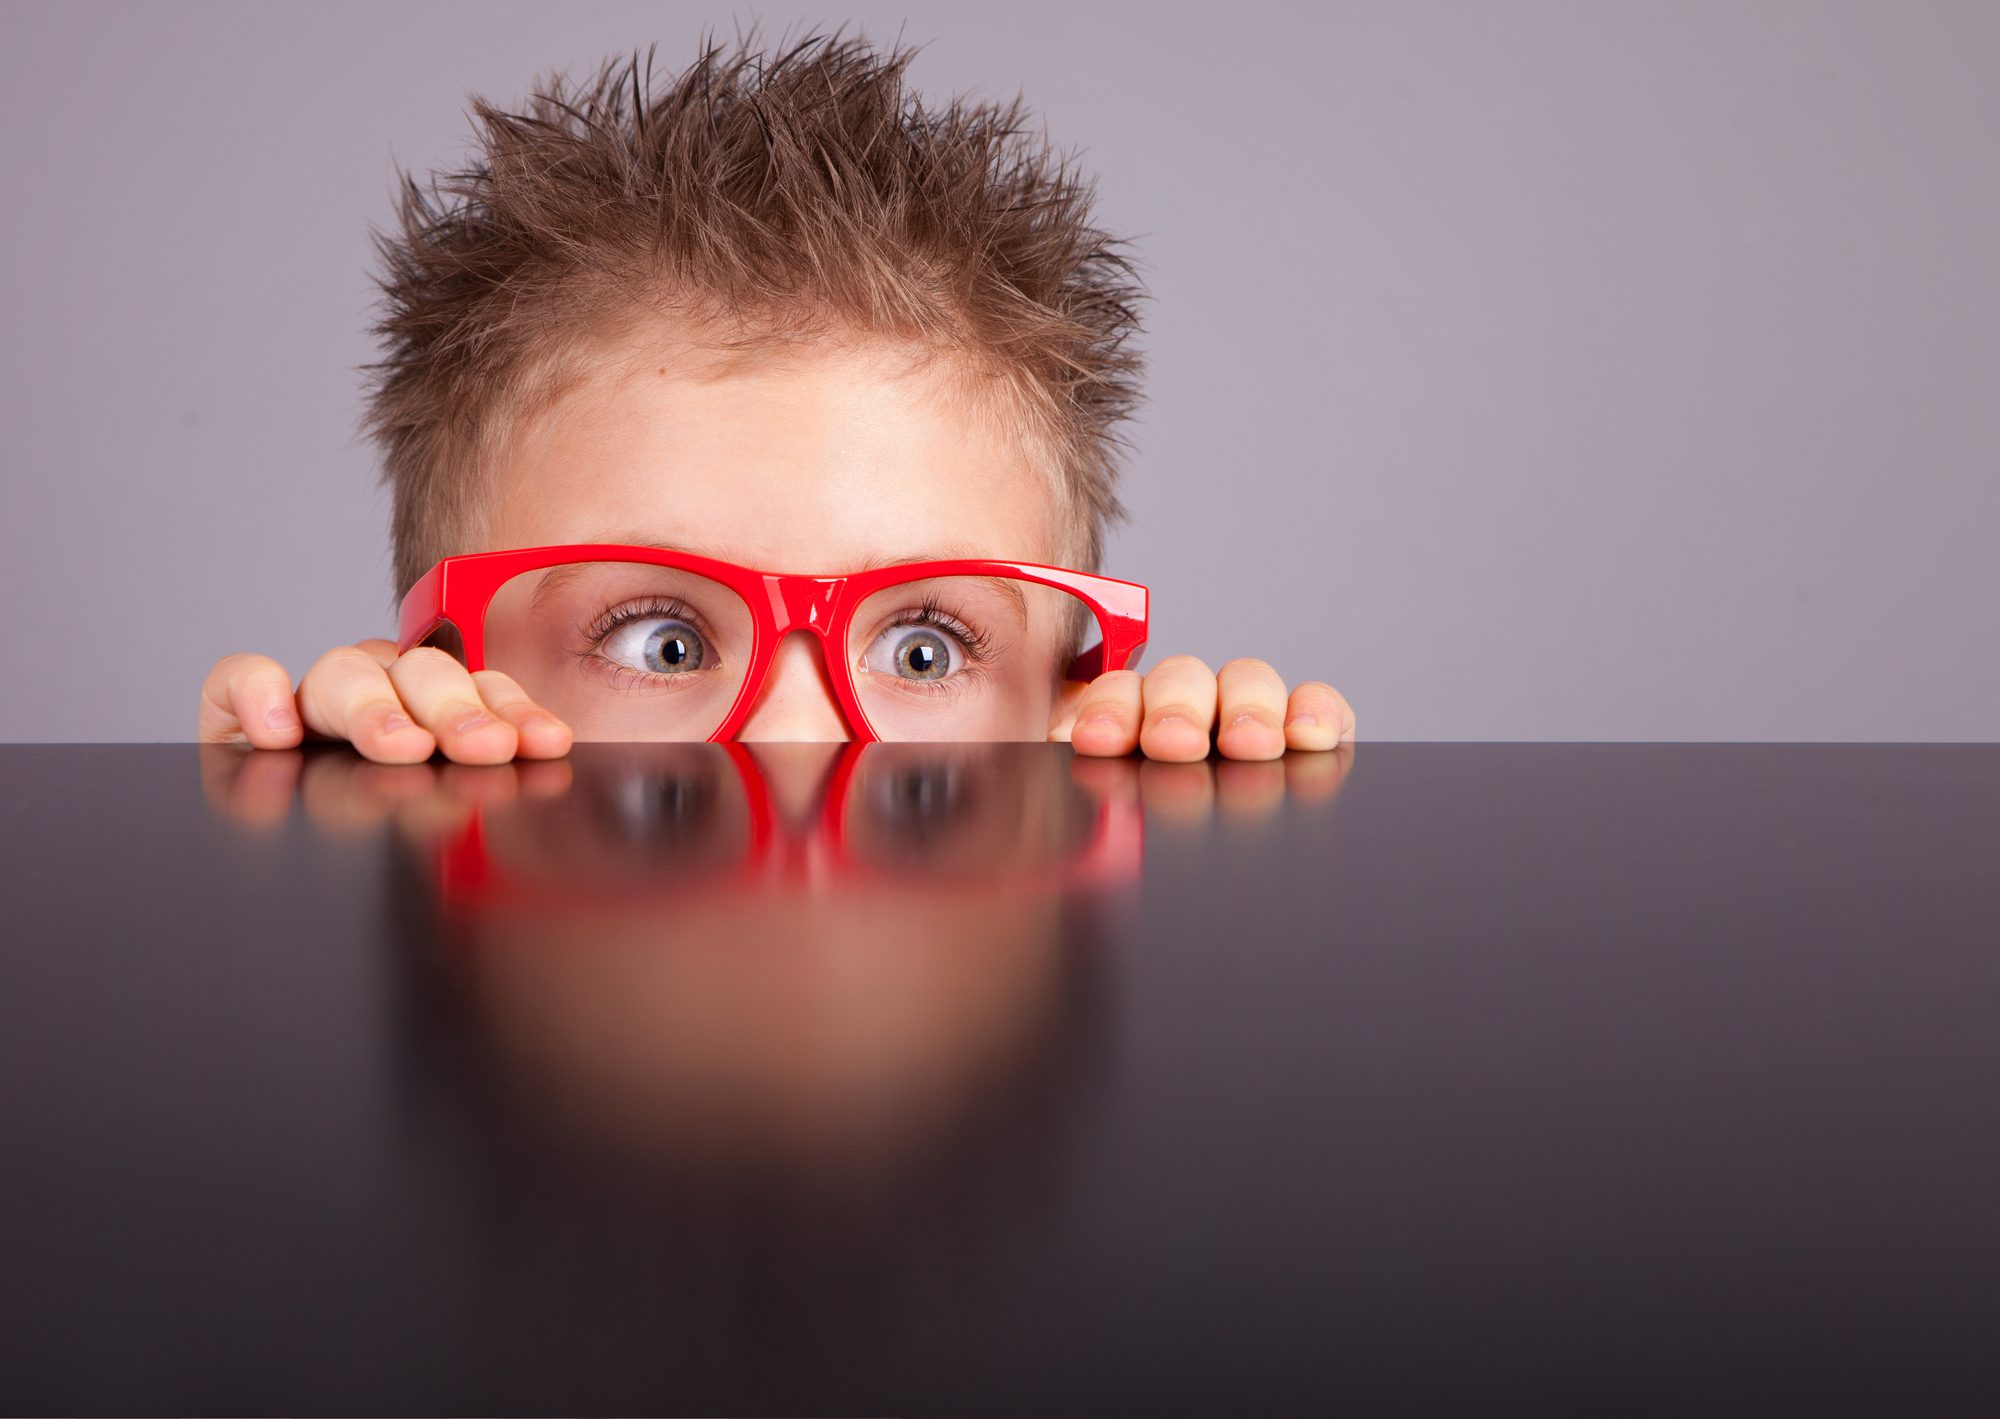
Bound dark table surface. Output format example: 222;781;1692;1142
3;741;1997;1416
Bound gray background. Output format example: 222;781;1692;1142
2;0;1994;742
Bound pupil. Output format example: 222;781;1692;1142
646;624;702;673
898;631;947;679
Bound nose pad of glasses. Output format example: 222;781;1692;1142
733;629;858;744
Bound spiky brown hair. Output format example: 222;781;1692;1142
361;30;1147;599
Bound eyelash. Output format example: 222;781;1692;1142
575;596;711;691
888;597;997;671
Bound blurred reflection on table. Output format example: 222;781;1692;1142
190;740;1351;1402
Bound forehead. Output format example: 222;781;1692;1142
484;328;1062;573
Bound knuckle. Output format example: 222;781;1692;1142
214;651;283;682
1218;659;1285;695
1296;681;1351;713
1079;669;1142;702
395;646;464;678
1150;653;1212;679
469;668;527;702
309;643;383;678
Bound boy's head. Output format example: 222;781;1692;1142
363;32;1146;604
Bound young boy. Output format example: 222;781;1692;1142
196;34;1354;765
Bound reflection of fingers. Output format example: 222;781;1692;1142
1285;682;1356;751
197;744;304;830
385;648;517;765
1214;758;1287;821
1214;659;1288;761
470;669;574;760
298;753;438;836
1068;752;1142;806
515;757;576;801
437;761;526;812
390;792;479;842
1138;759;1216;825
1139;656;1218;763
197;653;303;749
1069;671;1144;757
300;646;437;764
1285;741;1356;803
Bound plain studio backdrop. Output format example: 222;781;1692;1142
1;0;1993;743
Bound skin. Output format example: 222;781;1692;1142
197;328;1358;763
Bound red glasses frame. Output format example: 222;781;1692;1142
397;545;1150;744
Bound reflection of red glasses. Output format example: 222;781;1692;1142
436;743;1143;913
398;545;1150;744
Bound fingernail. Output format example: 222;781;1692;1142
264;704;299;732
1080;710;1125;729
1230;712;1268;730
1155;713;1195;730
451;711;497;737
1287;712;1320;728
523;713;568;735
380;711;416;733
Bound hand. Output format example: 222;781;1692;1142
1050;656;1355;762
197;640;574;765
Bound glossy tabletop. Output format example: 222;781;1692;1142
2;743;1997;1415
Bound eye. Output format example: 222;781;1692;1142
864;624;965;683
601;615;708;674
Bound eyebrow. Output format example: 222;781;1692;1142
532;535;1031;622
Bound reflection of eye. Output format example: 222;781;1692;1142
868;762;971;839
601;615;707;674
600;770;719;843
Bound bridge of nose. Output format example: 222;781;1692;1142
763;575;846;636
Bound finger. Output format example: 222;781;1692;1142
385;648;519;765
1067;670;1145;757
298;645;438;764
1138;655;1218;763
469;669;574;760
197;653;303;749
1213;658;1289;762
1045;680;1091;743
351;638;401;668
1285;682;1356;751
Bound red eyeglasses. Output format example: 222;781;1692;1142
398;545;1150;744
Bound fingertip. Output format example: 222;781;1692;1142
1284;714;1341;752
1070;712;1137;758
239;692;304;751
1285;683;1355;751
513;712;574;760
358;706;438;765
1138;713;1212;764
1214;710;1286;762
439;709;519;766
